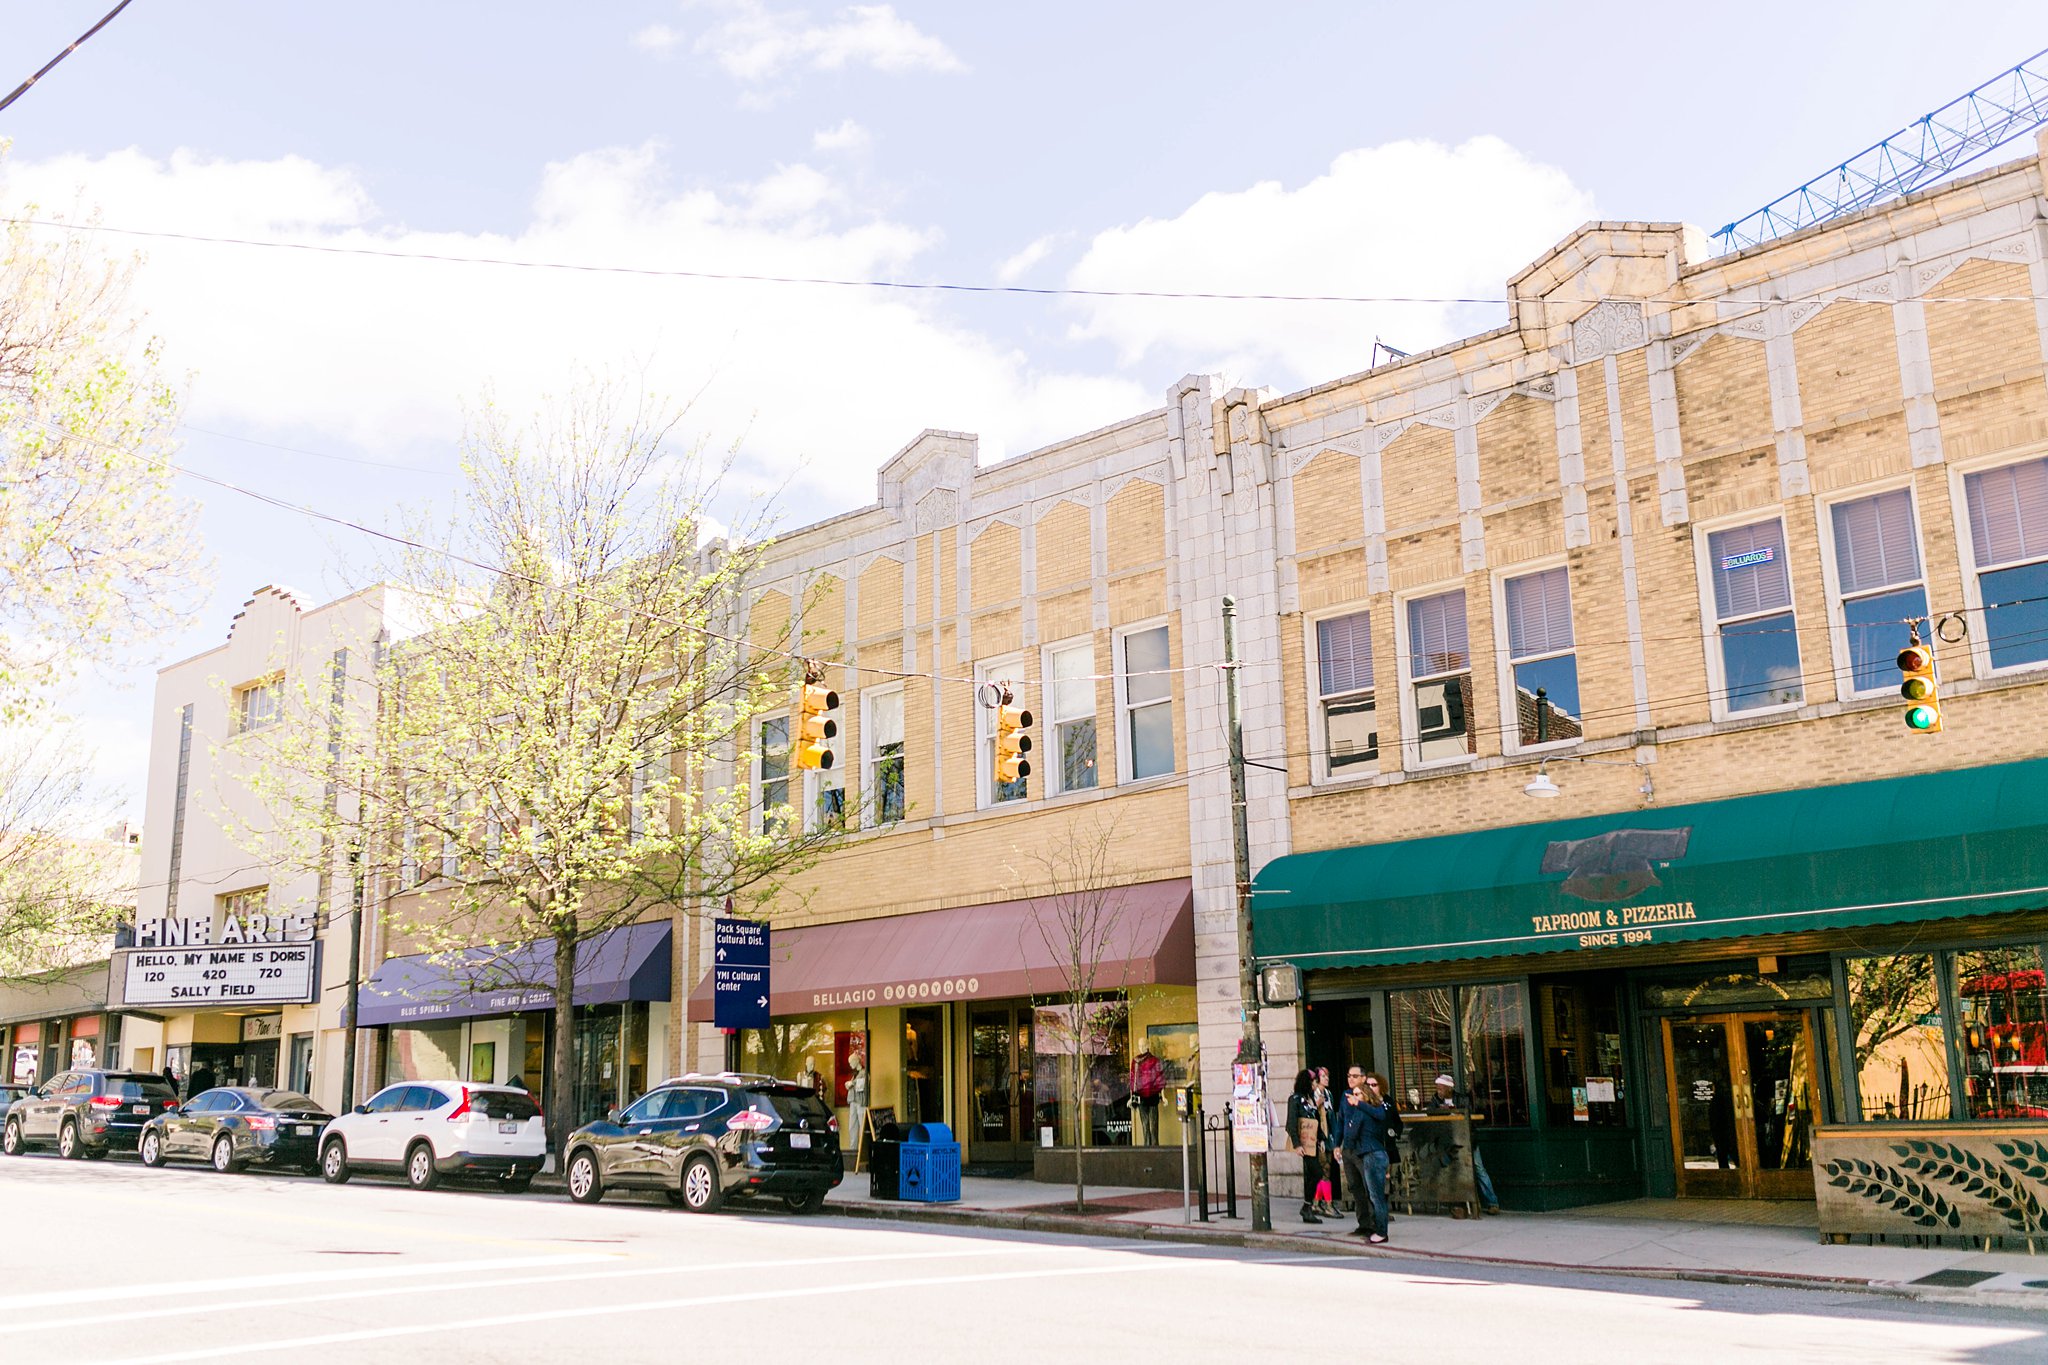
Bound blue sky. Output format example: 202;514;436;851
2;0;2040;818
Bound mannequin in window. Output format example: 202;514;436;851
1130;1049;1165;1146
846;1055;868;1154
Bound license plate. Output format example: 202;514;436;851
498;1122;520;1134
295;1125;314;1137
131;1104;149;1114
789;1132;811;1149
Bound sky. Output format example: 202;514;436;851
2;0;2041;823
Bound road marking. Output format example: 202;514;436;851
9;1244;1071;1333
0;1253;615;1313
92;1258;1198;1363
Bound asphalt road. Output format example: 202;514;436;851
4;1153;2044;1365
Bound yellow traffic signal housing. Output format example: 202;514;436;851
795;681;839;769
1898;642;1941;733
994;700;1033;785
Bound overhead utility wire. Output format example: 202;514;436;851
14;216;2048;309
0;0;138;115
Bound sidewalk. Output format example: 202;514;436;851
825;1176;2048;1308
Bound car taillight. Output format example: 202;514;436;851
726;1109;773;1132
247;1115;276;1131
88;1096;122;1110
445;1087;471;1122
828;1115;839;1132
163;1102;178;1112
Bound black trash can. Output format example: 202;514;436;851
869;1124;903;1200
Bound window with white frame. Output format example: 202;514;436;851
757;715;792;830
219;887;268;925
1705;518;1803;713
977;655;1030;806
1405;590;1474;764
1117;624;1173;781
1047;640;1097;794
1829;489;1928;694
864;687;905;826
234;675;282;735
1313;611;1377;775
1502;568;1580;747
1962;455;2048;671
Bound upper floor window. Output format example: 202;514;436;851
1962;456;2048;671
234;676;282;735
220;887;268;924
1313;611;1377;775
1117;624;1173;781
1502;568;1580;747
977;655;1030;807
1706;519;1802;714
1046;641;1097;794
757;715;791;830
1828;489;1928;695
864;687;905;826
1405;590;1474;765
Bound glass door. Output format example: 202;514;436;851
1661;1012;1817;1199
968;1004;1031;1162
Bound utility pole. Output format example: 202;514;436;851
1222;596;1270;1232
340;842;365;1113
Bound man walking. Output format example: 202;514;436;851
1429;1073;1502;1215
1334;1065;1394;1243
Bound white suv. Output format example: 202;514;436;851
318;1081;547;1192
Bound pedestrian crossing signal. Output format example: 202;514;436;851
1898;640;1941;733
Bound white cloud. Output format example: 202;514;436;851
631;22;686;55
996;232;1066;284
1064;137;1596;390
690;2;964;83
0;144;1147;516
812;118;871;153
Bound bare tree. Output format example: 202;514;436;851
1009;812;1152;1214
0;730;128;978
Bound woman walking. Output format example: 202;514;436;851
1312;1067;1339;1216
1286;1070;1324;1224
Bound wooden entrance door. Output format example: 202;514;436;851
967;1003;1032;1162
1662;1012;1817;1200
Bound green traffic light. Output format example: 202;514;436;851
1905;704;1940;731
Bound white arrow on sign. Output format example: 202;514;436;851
757;996;768;1007
716;947;726;961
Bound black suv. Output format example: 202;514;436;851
562;1072;842;1214
2;1070;180;1159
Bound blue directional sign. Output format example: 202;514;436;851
712;917;771;1030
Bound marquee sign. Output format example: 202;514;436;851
118;942;319;1008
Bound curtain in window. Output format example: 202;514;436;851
1708;520;1792;618
1316;611;1373;695
1504;568;1573;658
1965;456;2048;568
1831;490;1921;593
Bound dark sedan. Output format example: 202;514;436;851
139;1087;331;1174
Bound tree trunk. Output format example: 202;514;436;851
1071;1043;1085;1212
550;933;579;1159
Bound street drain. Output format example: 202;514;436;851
1910;1269;1997;1288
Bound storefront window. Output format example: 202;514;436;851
385;1024;462;1086
1538;981;1627;1127
1388;988;1454;1111
1845;954;1948;1121
1033;998;1130;1147
1463;984;1530;1128
1951;945;2048;1121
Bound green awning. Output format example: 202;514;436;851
1253;757;2048;971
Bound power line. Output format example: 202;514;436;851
0;0;138;116
14;215;2048;310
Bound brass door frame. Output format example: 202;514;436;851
1662;1011;1817;1200
967;1003;1031;1163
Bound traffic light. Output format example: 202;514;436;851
993;687;1033;786
795;675;839;769
1898;638;1941;734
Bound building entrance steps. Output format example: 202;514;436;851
822;1176;2048;1307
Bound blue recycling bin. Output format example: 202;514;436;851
898;1122;961;1203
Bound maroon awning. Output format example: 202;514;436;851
686;878;1194;1022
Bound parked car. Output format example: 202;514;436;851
318;1081;546;1191
138;1086;331;1174
561;1072;842;1214
0;1083;30;1125
2;1070;180;1159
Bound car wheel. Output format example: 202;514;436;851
58;1121;81;1160
212;1135;242;1174
320;1138;351;1184
679;1154;723;1214
140;1131;166;1167
2;1120;20;1156
565;1149;603;1204
783;1189;826;1215
405;1142;440;1191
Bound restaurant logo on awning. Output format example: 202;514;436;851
1540;827;1691;903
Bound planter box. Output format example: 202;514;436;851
1814;1123;2048;1241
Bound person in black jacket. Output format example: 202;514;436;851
1333;1066;1395;1242
1285;1069;1323;1224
